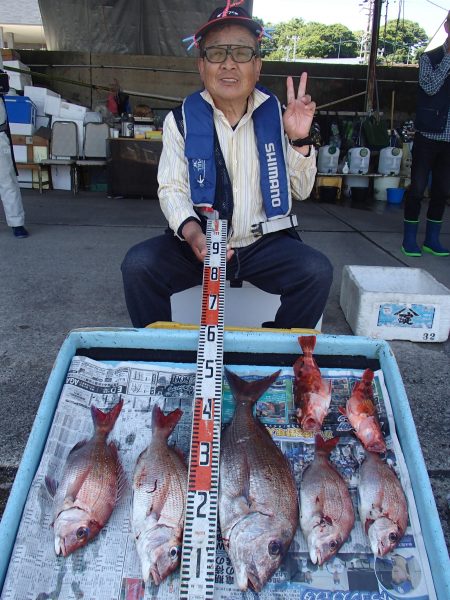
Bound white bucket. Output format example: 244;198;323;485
373;176;400;201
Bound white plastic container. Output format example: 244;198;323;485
317;145;340;174
23;86;60;116
340;265;450;342
373;176;401;201
378;147;403;175
348;147;370;174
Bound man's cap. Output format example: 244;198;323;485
195;5;263;43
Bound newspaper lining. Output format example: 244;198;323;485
1;356;436;600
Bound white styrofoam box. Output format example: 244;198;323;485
44;95;61;116
23;86;60;116
340;265;450;342
59;101;87;120
3;60;32;90
9;122;35;135
16;167;33;188
50;165;72;190
84;111;103;124
171;281;322;330
51;116;84;153
12;145;27;163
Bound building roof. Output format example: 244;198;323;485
0;0;42;25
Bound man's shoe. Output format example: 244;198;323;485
12;226;29;238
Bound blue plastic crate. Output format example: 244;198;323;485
4;95;36;124
0;328;448;598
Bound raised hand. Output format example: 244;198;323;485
283;72;316;141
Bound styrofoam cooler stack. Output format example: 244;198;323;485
44;94;61;116
340;265;450;342
59;101;87;121
23;85;60;116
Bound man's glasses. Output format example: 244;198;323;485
202;45;258;63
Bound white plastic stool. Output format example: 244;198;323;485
171;281;322;330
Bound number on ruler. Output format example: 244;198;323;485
211;241;220;254
209;295;217;310
202;398;212;419
196;491;208;518
199;442;210;466
204;359;215;378
210;267;219;280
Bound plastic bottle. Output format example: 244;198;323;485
317;145;340;174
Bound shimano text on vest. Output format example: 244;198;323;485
265;142;281;207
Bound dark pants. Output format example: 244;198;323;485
405;132;450;221
121;229;333;329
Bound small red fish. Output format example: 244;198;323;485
132;405;187;585
300;435;355;565
293;335;331;431
339;369;386;453
358;451;408;556
46;399;125;557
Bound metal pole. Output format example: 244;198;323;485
365;0;382;113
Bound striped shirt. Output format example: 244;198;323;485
419;41;450;142
157;88;317;248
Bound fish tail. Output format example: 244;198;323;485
91;398;124;434
299;335;316;356
362;369;374;384
355;369;375;397
152;405;183;437
315;434;339;455
225;368;281;406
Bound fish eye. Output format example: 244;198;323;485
329;540;338;551
169;545;181;561
76;527;89;540
268;541;281;556
389;532;398;542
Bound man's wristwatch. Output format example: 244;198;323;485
289;136;313;148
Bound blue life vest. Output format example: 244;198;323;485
182;85;291;219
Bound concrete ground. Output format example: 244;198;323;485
0;188;449;555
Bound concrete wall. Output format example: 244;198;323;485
19;50;419;126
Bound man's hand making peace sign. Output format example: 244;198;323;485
283;72;316;155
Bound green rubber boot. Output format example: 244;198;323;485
422;219;450;256
401;220;421;257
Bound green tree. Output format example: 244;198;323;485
258;19;359;60
378;19;428;64
296;23;359;58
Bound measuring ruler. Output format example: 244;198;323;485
179;218;227;600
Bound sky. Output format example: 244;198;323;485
253;0;449;46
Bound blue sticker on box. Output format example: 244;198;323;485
377;303;435;328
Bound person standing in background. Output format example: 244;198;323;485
0;56;29;238
402;11;450;257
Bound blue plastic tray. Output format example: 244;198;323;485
0;328;448;598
